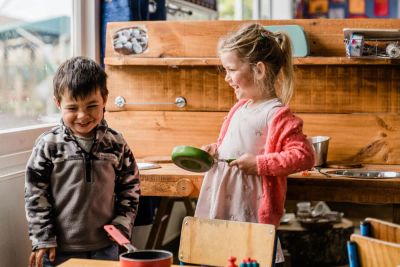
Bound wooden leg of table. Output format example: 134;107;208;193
145;197;196;249
154;198;175;248
183;198;195;216
393;204;400;224
145;197;172;249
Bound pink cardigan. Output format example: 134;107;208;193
215;99;315;227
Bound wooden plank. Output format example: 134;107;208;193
105;19;400;59
365;218;400;243
291;65;399;113
105;111;400;164
287;175;400;204
293;57;400;65
104;56;400;66
139;163;400;203
106;65;400;113
105;65;236;112
105;111;224;158
302;113;400;164
350;234;400;267
179;216;275;267
104;57;221;66
139;163;202;197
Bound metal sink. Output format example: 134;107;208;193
325;169;400;179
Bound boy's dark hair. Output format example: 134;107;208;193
53;56;108;102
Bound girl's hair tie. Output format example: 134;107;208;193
260;31;268;39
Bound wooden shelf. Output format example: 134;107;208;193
105;56;400;66
294;56;400;65
104;57;221;66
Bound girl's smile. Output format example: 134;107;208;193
220;51;269;103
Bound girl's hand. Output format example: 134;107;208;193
29;247;56;267
201;144;218;157
230;153;258;175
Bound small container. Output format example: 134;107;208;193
309;136;330;167
360;220;371;237
296;202;311;218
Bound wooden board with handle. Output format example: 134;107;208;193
350;234;400;267
365;217;400;243
179;216;276;267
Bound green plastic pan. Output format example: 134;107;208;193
171;145;234;173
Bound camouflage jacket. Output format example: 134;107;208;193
24;119;140;251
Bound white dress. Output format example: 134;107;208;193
195;98;285;263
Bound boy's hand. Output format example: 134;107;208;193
29;247;56;267
201;144;217;157
229;153;258;175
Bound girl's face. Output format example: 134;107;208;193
220;51;259;101
55;89;107;138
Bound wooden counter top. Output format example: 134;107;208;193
139;163;400;204
140;163;203;198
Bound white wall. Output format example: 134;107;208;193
0;125;54;267
0;173;31;267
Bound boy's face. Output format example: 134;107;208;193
54;88;107;138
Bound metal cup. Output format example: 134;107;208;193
309;136;330;167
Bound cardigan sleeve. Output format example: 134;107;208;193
256;108;315;177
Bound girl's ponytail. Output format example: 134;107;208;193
276;32;294;105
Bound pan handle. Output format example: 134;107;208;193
104;224;137;252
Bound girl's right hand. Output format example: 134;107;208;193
29;247;56;267
201;144;217;157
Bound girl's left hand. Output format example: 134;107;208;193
229;153;258;175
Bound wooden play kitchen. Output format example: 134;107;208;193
104;18;400;218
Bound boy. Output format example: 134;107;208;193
25;57;140;267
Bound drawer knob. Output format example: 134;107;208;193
176;178;194;196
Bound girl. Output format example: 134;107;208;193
194;23;315;264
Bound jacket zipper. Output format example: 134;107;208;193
84;153;92;183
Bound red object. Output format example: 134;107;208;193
348;14;369;18
104;225;173;267
374;0;389;16
227;256;238;267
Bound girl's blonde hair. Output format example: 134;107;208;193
218;23;294;105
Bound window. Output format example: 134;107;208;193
0;0;72;130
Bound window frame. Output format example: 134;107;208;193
0;0;100;176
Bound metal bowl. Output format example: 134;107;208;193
325;169;400;179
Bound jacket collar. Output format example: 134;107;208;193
60;119;108;144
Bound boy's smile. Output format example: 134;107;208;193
55;89;107;138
